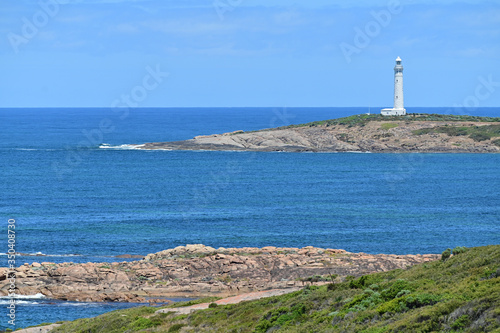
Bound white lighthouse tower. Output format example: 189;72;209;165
381;57;406;116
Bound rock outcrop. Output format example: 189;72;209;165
0;245;439;302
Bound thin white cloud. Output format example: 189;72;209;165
144;20;238;35
112;23;139;34
457;48;486;57
453;9;500;27
56;15;95;23
273;9;306;27
394;37;423;48
174;44;281;57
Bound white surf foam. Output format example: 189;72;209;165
0;300;40;305
6;148;60;151
0;252;81;257
99;143;144;150
0;293;46;300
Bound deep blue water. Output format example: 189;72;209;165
0;107;499;328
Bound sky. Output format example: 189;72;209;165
0;0;499;108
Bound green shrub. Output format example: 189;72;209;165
344;293;370;309
327;283;337;291
381;279;412;300
413;128;433;135
373;133;394;139
255;303;307;331
208;302;218;308
470;132;491;141
128;317;158;330
291;303;306;316
381;123;398;130
441;248;452;261
404;293;441;309
452;246;468;255
349;275;381;289
349;276;366;289
168;323;186;332
376;293;440;314
480;267;500;280
343;288;385;313
255;319;272;333
396;289;412;298
337;133;350;142
451;314;471;330
375;298;402;314
437;126;468;136
300;275;331;283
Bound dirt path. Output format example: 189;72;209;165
14;324;62;333
156;288;302;315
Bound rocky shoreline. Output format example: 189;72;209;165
132;118;500;153
0;244;439;303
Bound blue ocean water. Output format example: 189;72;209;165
0;107;499;328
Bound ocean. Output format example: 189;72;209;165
0;107;499;328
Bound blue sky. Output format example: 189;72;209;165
0;0;499;108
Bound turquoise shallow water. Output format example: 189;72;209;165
0;107;499;328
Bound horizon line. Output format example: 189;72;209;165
0;106;499;109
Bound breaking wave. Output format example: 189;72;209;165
99;143;144;150
0;293;46;300
0;252;81;257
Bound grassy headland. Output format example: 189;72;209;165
50;245;500;332
256;113;500;132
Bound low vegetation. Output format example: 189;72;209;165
249;114;500;132
163;296;222;308
413;124;500;142
48;245;500;332
441;246;469;262
380;123;399;130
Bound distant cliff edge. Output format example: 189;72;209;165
136;114;500;153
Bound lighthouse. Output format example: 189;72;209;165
381;57;406;116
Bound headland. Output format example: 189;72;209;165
131;114;500;153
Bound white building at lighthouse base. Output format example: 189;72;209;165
381;108;406;116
